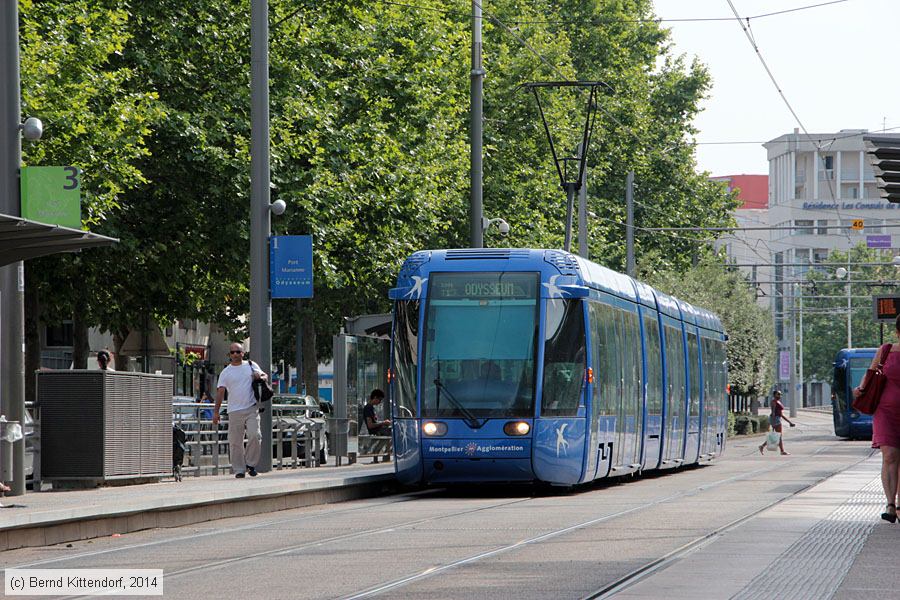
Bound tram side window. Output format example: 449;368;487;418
701;338;714;415
663;324;685;417
643;316;662;415
590;302;617;416
393;300;419;417
687;333;700;417
588;303;604;414
542;299;586;417
624;311;642;409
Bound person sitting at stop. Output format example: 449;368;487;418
363;389;391;436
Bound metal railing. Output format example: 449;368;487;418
172;399;325;477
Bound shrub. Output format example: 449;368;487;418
727;411;736;437
734;415;752;436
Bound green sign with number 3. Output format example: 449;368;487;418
20;166;81;229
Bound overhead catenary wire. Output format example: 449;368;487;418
724;0;849;228
376;0;851;26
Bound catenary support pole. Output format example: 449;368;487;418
788;283;797;418
295;298;303;394
0;0;25;496
250;0;272;472
626;171;635;277
577;144;588;258
799;289;804;407
564;183;575;253
846;257;852;349
469;0;483;249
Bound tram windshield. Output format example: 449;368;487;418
848;358;870;389
422;272;539;418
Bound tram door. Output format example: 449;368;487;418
590;302;621;478
700;337;716;456
684;329;701;463
660;319;686;468
641;313;663;470
621;309;643;470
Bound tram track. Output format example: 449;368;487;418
583;448;877;600
344;445;870;599
3;488;456;571
7;436;867;600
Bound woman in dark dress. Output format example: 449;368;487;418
854;314;900;523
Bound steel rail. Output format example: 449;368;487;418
581;447;875;600
344;446;854;599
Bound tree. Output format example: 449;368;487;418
20;0;164;388
800;245;896;383
642;255;776;397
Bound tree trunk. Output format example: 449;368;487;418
113;330;128;371
24;271;41;404
301;311;318;399
72;294;90;369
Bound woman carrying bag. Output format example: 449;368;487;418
854;314;900;523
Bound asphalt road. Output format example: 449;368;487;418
1;410;873;600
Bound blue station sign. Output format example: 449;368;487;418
270;235;313;298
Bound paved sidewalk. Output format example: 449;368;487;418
0;460;395;551
618;451;893;600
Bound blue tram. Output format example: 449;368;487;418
388;248;728;486
831;348;875;439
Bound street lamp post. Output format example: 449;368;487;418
0;0;25;496
836;264;851;349
250;0;272;472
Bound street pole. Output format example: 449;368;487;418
577;143;588;258
563;182;575;253
295;298;303;394
469;0;483;249
625;171;635;277
0;0;25;496
799;286;804;407
250;0;272;472
788;283;797;418
846;261;852;349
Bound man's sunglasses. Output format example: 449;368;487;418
229;350;243;355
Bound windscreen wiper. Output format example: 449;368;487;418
433;378;484;429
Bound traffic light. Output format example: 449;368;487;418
865;134;900;203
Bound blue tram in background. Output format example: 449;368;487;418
832;348;875;439
387;248;728;486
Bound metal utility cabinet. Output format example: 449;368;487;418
37;371;172;484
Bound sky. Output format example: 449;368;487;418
652;0;900;177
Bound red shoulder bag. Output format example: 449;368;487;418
852;343;893;415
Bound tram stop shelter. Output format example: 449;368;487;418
0;212;117;495
330;314;391;464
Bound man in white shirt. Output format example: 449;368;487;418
214;343;267;478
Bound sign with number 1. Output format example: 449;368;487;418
20;166;81;229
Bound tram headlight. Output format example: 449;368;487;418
503;421;530;436
422;421;447;436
